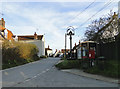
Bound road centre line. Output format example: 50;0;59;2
16;68;51;85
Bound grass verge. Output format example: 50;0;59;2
84;60;119;79
55;59;81;69
55;58;119;79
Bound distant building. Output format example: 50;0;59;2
17;32;45;57
0;18;15;40
53;49;62;57
61;49;70;54
45;45;53;57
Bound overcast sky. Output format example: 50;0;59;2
0;0;118;52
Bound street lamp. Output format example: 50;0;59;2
67;26;75;59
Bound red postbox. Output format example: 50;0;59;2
89;49;95;59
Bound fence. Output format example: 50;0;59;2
96;34;120;60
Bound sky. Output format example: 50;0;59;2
0;0;118;52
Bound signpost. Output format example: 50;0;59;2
67;26;75;59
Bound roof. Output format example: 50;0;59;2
45;48;52;50
73;44;80;50
18;35;43;41
81;41;96;43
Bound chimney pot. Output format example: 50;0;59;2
75;43;76;47
2;18;4;20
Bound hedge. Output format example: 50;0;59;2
2;40;39;69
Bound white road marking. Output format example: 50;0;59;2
42;71;46;73
25;79;31;82
32;76;37;79
20;68;51;84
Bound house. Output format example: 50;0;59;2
4;29;15;41
61;49;70;54
45;45;53;57
0;18;6;40
17;32;45;57
60;49;70;58
0;18;15;40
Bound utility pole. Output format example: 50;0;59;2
65;33;67;58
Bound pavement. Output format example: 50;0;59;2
56;59;119;84
61;69;119;84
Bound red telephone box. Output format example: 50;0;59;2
81;41;96;59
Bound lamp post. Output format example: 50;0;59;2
67;26;75;59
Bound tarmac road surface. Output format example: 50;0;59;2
2;57;118;87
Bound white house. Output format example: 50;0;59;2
45;45;53;57
17;32;45;57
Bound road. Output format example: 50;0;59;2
2;57;118;87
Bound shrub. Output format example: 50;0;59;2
16;42;39;61
2;40;39;69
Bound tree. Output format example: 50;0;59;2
84;11;118;43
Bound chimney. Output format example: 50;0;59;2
1;18;4;21
48;45;49;49
34;32;37;39
0;18;5;27
114;12;116;16
75;43;76;47
113;12;117;18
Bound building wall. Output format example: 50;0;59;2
7;30;14;41
19;40;45;57
0;18;14;41
42;36;45;56
0;18;5;40
77;48;82;59
47;50;53;56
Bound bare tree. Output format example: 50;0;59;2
84;11;118;43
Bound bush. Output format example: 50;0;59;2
2;40;39;69
18;43;38;61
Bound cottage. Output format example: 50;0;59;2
17;32;45;57
45;45;53;57
0;18;15;40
